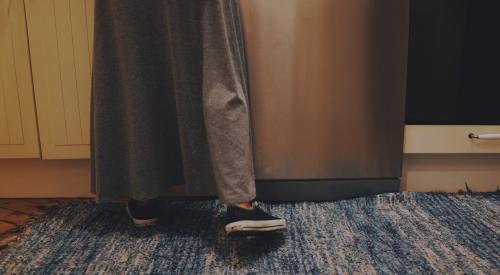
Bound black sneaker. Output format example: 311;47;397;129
125;198;160;227
225;202;287;234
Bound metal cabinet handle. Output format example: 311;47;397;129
468;133;500;140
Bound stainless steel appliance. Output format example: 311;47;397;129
239;0;409;200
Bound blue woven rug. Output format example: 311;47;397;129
1;192;499;274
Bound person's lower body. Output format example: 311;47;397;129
91;0;286;233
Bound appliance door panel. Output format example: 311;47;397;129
240;0;408;179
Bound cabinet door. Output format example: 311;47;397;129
0;0;40;158
24;0;94;159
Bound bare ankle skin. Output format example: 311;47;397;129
233;202;253;210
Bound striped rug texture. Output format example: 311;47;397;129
1;192;499;274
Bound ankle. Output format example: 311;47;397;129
233;202;254;210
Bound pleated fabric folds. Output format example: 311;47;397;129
90;0;256;203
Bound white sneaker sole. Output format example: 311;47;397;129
125;204;158;227
225;219;287;233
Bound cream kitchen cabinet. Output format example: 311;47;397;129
0;0;40;158
404;125;500;154
24;0;94;159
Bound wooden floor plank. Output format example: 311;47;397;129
0;221;17;234
0;211;30;225
0;199;45;215
0;198;71;250
0;233;18;249
0;208;15;218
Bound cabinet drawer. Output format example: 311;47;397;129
404;125;500;153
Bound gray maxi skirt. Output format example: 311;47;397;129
90;0;256;204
